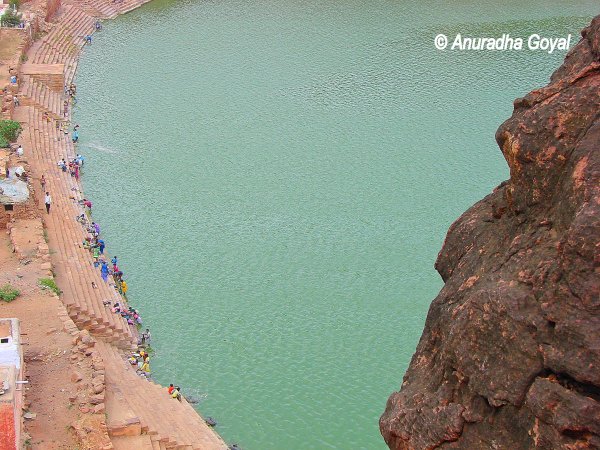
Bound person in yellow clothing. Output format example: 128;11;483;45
121;280;128;296
140;358;150;374
171;386;182;401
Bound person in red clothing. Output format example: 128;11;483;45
168;384;182;401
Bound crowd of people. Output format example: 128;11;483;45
57;151;84;180
67;156;166;386
75;201;162;382
40;76;192;409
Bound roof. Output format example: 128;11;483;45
0;176;28;205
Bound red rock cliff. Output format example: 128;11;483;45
380;15;600;449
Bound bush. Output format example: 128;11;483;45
0;9;22;27
0;135;8;148
39;278;61;295
8;0;20;8
0;284;20;302
0;120;22;142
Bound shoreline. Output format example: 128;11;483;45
7;0;230;448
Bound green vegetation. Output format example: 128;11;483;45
0;120;22;145
0;284;20;302
39;278;61;295
0;9;22;27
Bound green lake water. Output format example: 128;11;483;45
73;1;598;448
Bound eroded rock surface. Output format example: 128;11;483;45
380;15;600;450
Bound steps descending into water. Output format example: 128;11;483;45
14;3;231;449
98;341;228;450
21;105;136;348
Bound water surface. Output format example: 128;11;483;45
74;1;598;448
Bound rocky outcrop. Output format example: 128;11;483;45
380;15;600;450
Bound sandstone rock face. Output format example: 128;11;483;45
380;16;600;449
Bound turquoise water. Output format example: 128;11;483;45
74;1;598;448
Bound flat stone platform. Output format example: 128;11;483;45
20;63;64;75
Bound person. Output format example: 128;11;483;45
95;20;102;31
100;261;109;282
140;327;150;345
144;328;151;343
93;222;100;236
111;256;118;269
76;154;85;167
98;239;105;254
92;246;100;265
85;34;92;44
44;192;52;214
83;199;92;212
16;145;23;157
140;358;150;374
121;279;128;295
72;129;79;143
58;159;67;172
168;384;182;401
13;95;19;106
74;164;80;181
171;386;182;401
40;174;46;191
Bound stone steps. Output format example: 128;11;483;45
98;342;227;450
112;434;155;450
32;5;96;71
20;75;63;118
20;105;137;348
14;3;228;449
77;0;120;19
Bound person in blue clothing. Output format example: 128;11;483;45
72;129;79;143
101;261;109;282
98;239;105;254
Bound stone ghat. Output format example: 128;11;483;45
11;1;229;449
